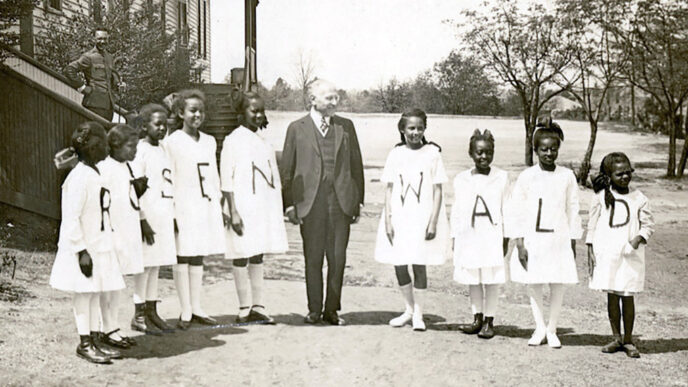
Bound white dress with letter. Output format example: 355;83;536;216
451;167;509;284
50;162;125;292
220;126;288;259
98;156;144;275
374;145;449;265
165;130;225;257
587;190;654;294
132;140;177;267
507;165;583;284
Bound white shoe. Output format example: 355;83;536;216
528;329;546;346
412;312;426;331
389;311;413;327
546;330;561;348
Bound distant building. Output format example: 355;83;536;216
11;0;211;82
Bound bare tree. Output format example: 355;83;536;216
609;0;688;177
557;0;630;184
461;0;577;165
293;49;318;110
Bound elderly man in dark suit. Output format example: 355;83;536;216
65;27;123;121
279;79;365;326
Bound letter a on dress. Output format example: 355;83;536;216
471;195;494;227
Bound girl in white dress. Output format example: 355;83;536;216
50;121;125;364
129;104;177;334
508;119;583;348
587;152;654;358
166;89;225;329
452;129;509;339
221;92;288;324
374;109;449;332
97;124;148;348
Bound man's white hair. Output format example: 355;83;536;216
308;79;337;98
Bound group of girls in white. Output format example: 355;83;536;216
50;95;653;364
51;90;288;364
376;109;653;359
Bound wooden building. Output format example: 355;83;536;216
12;0;211;82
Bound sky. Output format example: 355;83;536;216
209;0;484;90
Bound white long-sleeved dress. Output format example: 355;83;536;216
98;156;144;275
451;167;509;284
374;145;449;265
507;165;583;284
220;127;288;259
587;189;654;294
50;162;125;292
165;130;225;257
132;140;177;267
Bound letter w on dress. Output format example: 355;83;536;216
252;160;275;194
399;172;423;206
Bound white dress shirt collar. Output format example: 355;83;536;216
310;108;331;137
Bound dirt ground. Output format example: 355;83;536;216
1;167;688;385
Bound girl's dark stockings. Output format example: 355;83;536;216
608;293;635;343
394;265;427;289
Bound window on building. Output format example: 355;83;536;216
203;0;207;59
197;0;201;57
47;0;62;11
177;1;188;46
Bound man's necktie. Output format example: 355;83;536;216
320;116;329;134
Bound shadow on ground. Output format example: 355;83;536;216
124;315;248;359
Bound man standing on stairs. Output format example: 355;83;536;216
279;79;365;326
65;27;124;121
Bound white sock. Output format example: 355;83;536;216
547;284;565;333
413;288;424;317
468;285;484;315
133;271;147;304
89;293;101;332
73;293;90;335
528;284;546;332
248;263;264;309
233;265;250;316
100;290;121;336
189;264;207;317
399;283;414;314
173;264;192;320
146;267;160;301
484;284;499;318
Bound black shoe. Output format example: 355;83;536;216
460;313;483;334
236;307;252;323
177;317;192;331
304;312;321;324
131;303;162;336
145;300;175;333
91;332;122;359
100;329;131;349
191;314;218;326
478;317;495;339
601;338;623;353
322;311;346;326
76;336;112;364
248;306;276;324
623;342;641;358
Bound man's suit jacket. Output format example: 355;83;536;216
65;47;119;111
279;114;364;219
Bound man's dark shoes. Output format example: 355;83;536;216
146;300;175;333
191;314;218;326
478;316;495;339
322;311;346;326
460;313;483;334
304;312;321;324
76;335;112;364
